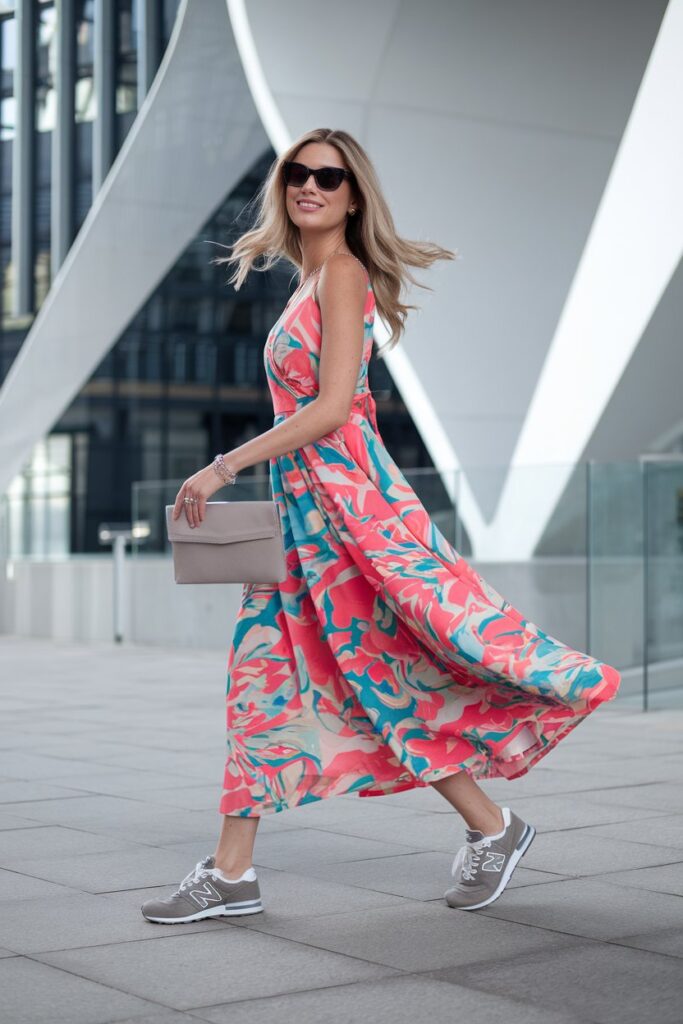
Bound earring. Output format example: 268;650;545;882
349;208;356;215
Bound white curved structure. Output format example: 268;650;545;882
1;0;680;562
230;0;680;559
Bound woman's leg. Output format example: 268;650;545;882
430;770;505;836
213;814;260;876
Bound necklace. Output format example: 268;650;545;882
286;248;354;307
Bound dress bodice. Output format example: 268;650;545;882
264;263;376;418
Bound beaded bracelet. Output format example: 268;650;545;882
212;453;238;486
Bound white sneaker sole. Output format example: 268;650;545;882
142;898;263;924
446;822;536;911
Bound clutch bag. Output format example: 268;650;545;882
165;500;287;584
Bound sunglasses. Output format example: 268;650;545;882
282;160;354;192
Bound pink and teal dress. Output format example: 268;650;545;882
219;263;621;816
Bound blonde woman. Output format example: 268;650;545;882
142;128;621;924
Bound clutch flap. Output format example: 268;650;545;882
165;501;280;545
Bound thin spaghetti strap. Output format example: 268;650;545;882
313;251;370;302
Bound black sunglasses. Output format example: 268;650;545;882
282;160;354;192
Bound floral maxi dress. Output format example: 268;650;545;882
219;261;621;817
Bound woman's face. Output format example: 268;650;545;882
284;142;355;233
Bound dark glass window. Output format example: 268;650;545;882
34;1;55;307
115;0;137;149
74;0;94;233
0;11;14;325
162;0;181;48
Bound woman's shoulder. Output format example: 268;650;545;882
313;253;371;304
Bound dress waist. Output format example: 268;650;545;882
273;390;378;430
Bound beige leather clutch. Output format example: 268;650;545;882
165;501;287;584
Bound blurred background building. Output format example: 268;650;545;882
0;0;681;707
0;0;426;558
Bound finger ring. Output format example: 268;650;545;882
183;497;191;504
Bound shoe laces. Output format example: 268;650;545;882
171;855;213;897
451;835;492;882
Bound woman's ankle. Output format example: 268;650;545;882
213;858;253;877
466;804;506;837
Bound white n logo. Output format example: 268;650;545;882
189;881;223;908
481;852;505;872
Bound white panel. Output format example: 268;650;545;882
239;0;670;556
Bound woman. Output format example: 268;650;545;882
141;128;621;925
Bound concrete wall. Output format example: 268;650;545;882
0;554;632;671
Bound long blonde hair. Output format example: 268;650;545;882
211;128;458;355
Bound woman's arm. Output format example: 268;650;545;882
173;256;368;525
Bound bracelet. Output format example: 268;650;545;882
212;453;238;486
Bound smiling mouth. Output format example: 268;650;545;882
297;200;322;210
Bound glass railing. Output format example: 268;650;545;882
2;457;682;709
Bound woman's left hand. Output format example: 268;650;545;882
172;462;227;528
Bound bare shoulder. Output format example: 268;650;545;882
316;254;368;306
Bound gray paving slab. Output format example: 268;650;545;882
35;929;401;1010
488;769;663;800
0;955;160;1024
0;867;81;901
228;896;581;972
473;875;683;941
13;767;196;797
0;780;100;802
0;751;127;780
612;926;683;959
189;974;587;1024
273;788;434;828
2;844;229;894
599;861;683;896
97;1014;206;1024
3;797;224;846
426;938;683;1024
247;825;426;870
583;781;683;813
302;849;562;901
306;793;657;850
2;634;681;1024
520;826;682;877
584;813;683;849
1;793;208;828
0;888;231;954
0;811;46;830
0;824;133;864
544;755;682;783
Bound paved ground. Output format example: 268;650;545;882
0;635;681;1024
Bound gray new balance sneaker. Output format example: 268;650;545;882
444;806;535;911
141;855;263;924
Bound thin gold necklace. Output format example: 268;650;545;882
289;248;352;304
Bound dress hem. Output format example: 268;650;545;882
218;681;619;817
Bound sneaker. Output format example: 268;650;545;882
444;806;535;911
141;854;263;924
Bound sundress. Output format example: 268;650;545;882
219;257;621;817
